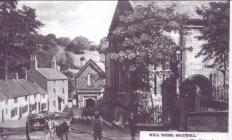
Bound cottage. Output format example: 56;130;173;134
0;79;47;123
28;55;68;112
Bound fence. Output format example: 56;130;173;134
212;86;228;102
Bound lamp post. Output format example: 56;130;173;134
168;48;182;129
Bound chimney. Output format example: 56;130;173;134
21;67;27;80
51;56;57;69
30;55;38;69
8;73;18;80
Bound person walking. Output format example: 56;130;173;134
92;111;102;140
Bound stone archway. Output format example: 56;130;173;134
181;74;213;112
85;98;96;108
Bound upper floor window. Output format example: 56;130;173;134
34;94;36;99
14;98;18;103
25;96;28;101
53;88;56;93
87;74;94;86
42;94;46;98
63;88;65;94
53;80;56;84
5;99;8;105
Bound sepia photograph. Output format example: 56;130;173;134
0;0;229;140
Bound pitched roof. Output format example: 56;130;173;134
129;1;212;18
36;68;68;80
0;79;47;100
75;59;105;78
109;0;213;32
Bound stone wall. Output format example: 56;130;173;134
187;111;228;132
76;65;105;89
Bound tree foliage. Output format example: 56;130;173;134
196;2;229;68
66;36;91;54
0;0;43;79
110;3;188;90
98;37;109;53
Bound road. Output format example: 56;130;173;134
0;121;138;140
0;130;112;140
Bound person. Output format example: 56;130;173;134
47;118;56;140
92;111;102;140
129;112;137;140
26;122;30;140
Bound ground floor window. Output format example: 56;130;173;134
11;107;18;118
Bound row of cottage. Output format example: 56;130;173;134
0;55;68;122
0;52;106;123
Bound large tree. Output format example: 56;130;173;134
66;36;91;54
0;1;43;79
111;3;188;91
196;2;229;68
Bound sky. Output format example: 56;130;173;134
18;1;117;44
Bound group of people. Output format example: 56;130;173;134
26;110;137;140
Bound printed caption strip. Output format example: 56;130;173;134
140;131;229;140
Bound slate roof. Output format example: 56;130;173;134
36;68;68;80
0;79;47;100
75;59;105;78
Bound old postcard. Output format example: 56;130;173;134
0;0;229;140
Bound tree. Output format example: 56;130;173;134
0;1;43;79
111;3;188;91
89;44;97;51
196;2;229;68
57;37;71;47
66;36;91;54
98;37;109;53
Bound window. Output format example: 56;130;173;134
6;108;8;115
25;96;28;101
53;88;56;93
42;94;46;98
14;98;18;103
34;94;36;99
87;74;94;86
11;107;17;118
87;74;91;86
5;99;8;105
63;88;65;94
53;80;56;84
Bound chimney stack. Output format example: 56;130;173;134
30;55;38;69
51;56;57;69
21;67;28;80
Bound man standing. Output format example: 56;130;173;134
92;111;102;140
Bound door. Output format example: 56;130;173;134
2;110;4;123
58;97;62;111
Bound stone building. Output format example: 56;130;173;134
74;59;105;109
28;55;68;112
105;0;228;126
